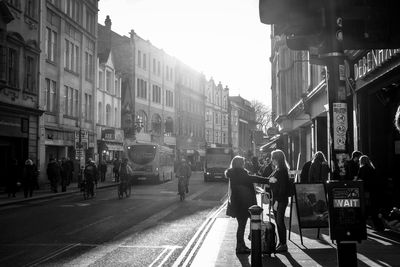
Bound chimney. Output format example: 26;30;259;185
105;15;112;50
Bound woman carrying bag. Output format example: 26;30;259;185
225;156;270;254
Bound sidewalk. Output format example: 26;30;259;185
191;199;400;267
0;180;117;207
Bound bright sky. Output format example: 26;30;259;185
98;0;271;106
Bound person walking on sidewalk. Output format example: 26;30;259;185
269;149;291;253
225;155;270;254
100;159;107;182
113;157;121;183
47;158;61;193
22;159;38;198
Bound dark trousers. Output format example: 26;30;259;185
101;171;106;182
23;185;33;198
114;171;119;182
50;178;58;193
236;215;248;247
273;200;288;245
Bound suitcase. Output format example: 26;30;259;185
260;187;277;256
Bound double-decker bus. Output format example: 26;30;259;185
127;143;174;183
204;147;234;182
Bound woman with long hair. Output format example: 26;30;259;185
225;155;269;254
308;151;330;183
269;149;291;252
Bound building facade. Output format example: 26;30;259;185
205;79;230;148
269;28;327;170
0;0;42;185
98;17;177;154
39;0;98;182
96;49;124;164
175;61;206;169
229;96;257;157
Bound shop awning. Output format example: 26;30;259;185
105;142;124;151
260;135;280;153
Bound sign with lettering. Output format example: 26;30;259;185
333;103;347;151
354;49;400;81
101;129;115;140
326;181;367;242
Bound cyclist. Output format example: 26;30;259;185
84;158;98;197
119;158;132;195
176;158;191;194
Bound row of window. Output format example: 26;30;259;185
205;110;229;126
137;50;173;81
182;97;202;114
98;70;120;96
136;110;174;134
136;78;174;107
7;0;38;20
182;121;204;138
0;45;37;93
97;102;119;127
205;129;228;144
207;88;228;108
48;0;96;35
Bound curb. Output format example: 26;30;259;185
0;183;118;207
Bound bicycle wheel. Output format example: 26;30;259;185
126;183;131;197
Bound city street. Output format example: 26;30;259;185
0;172;228;267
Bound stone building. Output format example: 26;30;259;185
39;0;98;182
205;79;230;148
0;0;42;185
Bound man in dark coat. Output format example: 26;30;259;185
100;160;107;182
113;158;121;182
47;158;61;193
176;158;192;193
344;150;362;180
23;159;38;198
300;160;312;183
60;158;69;192
84;159;98;197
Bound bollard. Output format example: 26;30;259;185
249;205;263;267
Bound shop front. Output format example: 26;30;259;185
0;106;40;187
351;49;400;207
97;128;124;178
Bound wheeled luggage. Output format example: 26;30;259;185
260;187;277;256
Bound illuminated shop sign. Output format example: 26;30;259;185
354;49;400;81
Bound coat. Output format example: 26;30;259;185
225;168;268;218
308;161;330;183
270;168;290;203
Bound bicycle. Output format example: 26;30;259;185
177;176;186;201
118;179;131;199
81;178;95;200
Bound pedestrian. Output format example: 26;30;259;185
47;157;61;193
113;157;121;182
225;155;270;254
260;157;274;178
84;158;98;197
300;159;312;183
60;158;69;192
22;159;37;198
100;159;107;182
268;149;291;253
6;159;19;198
357;155;384;231
65;157;74;185
344;150;362;180
308;151;330;183
251;156;260;175
176;158;192;193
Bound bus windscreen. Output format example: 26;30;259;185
128;145;156;165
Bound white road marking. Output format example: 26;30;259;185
156;247;176;267
66;215;113;235
149;247;169;267
0;250;25;263
25;243;79;267
172;200;227;267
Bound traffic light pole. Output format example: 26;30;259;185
323;2;357;266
